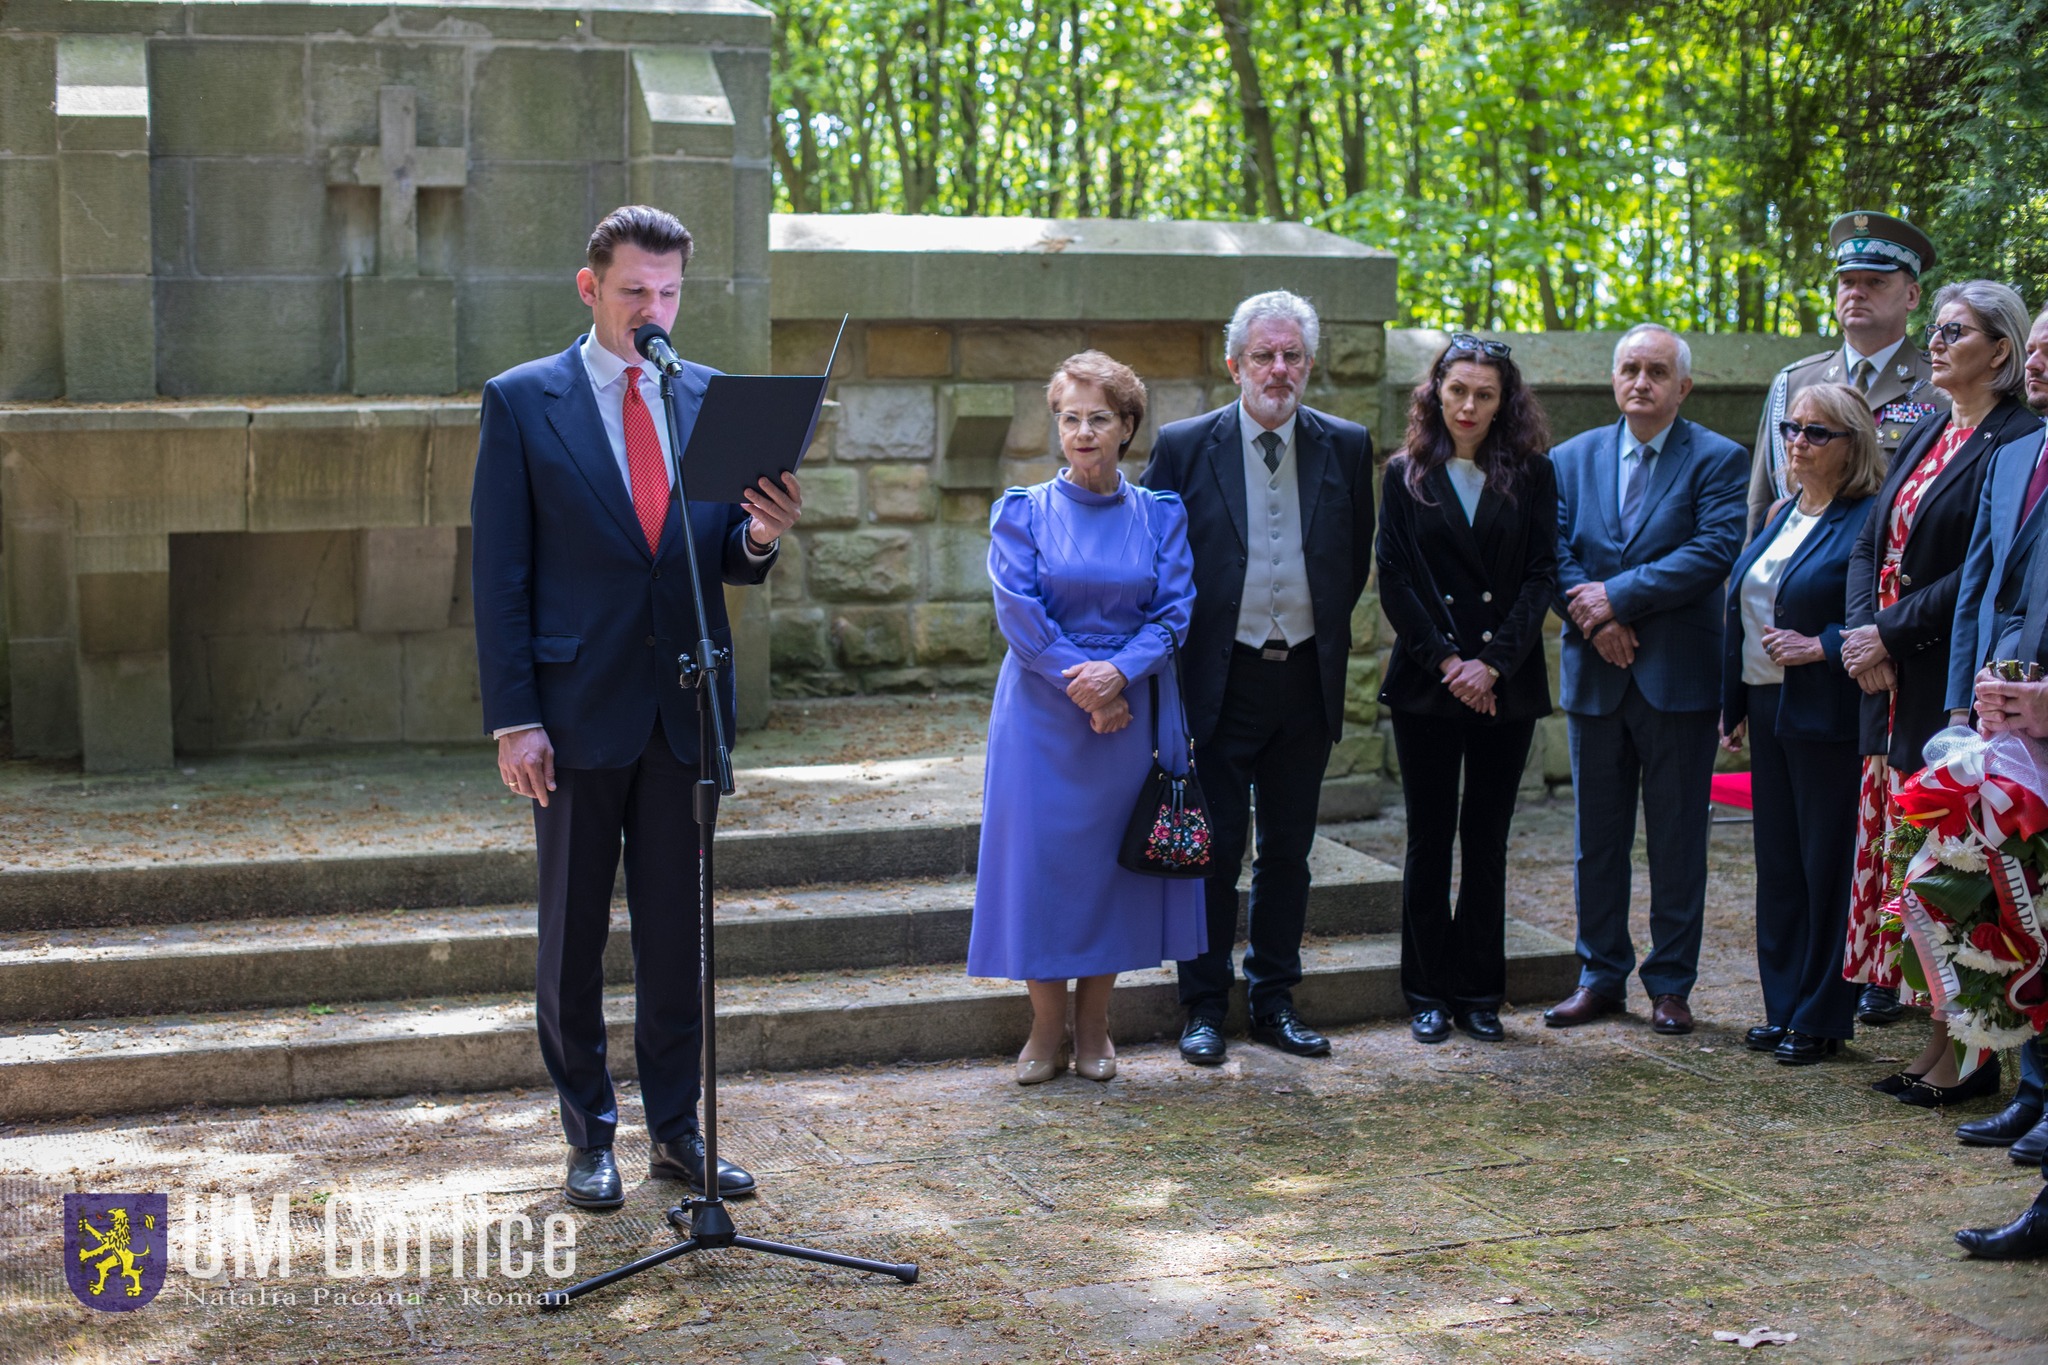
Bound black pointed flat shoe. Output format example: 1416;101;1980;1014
1869;1069;1925;1095
1898;1057;2002;1108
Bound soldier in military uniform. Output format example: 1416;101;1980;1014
1746;211;1944;1030
1749;212;1946;538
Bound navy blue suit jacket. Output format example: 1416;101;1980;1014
1947;425;2048;710
1552;416;1749;715
1722;495;1875;744
470;338;775;770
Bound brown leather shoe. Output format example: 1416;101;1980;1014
1543;987;1625;1028
1651;994;1694;1034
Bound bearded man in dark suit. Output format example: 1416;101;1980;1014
1141;290;1375;1067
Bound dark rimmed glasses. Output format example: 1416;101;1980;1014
1446;332;1513;359
1778;420;1851;446
1924;320;1985;346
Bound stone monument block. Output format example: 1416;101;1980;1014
347;276;457;396
936;383;1014;490
355;526;458;635
631;48;735;158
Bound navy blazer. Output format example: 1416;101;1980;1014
1552;416;1750;715
1376;453;1558;723
1722;495;1875;744
1947;425;2048;710
470;338;775;770
1140;402;1375;747
1846;397;2042;764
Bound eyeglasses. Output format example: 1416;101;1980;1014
1778;420;1852;446
1242;348;1308;371
1446;333;1512;359
1055;410;1121;435
1924;320;1985;346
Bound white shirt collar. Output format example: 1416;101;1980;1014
580;331;648;393
1237;401;1297;454
1843;335;1906;378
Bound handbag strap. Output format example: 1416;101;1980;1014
1144;632;1196;771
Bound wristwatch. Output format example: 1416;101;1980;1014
1483;663;1501;680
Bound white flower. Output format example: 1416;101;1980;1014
1952;942;2026;975
1949;1010;2042;1054
1926;833;1988;872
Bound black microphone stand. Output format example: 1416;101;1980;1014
541;351;917;1308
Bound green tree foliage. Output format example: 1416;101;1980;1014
770;0;2047;331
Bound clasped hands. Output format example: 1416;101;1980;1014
1839;624;1896;695
1439;655;1496;716
1974;668;2048;739
1565;581;1637;668
1061;659;1131;734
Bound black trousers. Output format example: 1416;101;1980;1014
1746;685;1861;1039
1391;708;1538;1013
533;716;704;1149
1177;642;1332;1020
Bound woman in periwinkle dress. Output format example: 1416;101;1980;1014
968;350;1206;1085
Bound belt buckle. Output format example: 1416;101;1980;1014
1260;641;1290;662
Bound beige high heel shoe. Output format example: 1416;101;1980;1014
1073;1052;1117;1082
1016;1043;1069;1085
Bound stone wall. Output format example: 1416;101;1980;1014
763;214;1401;805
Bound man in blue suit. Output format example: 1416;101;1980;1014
1948;305;2048;1166
472;205;803;1211
1544;324;1749;1033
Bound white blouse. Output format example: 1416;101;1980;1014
1445;457;1485;522
1739;504;1827;686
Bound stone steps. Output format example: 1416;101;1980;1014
0;839;1396;1022
0;923;1579;1123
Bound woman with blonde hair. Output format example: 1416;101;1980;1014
1723;383;1883;1062
967;351;1205;1084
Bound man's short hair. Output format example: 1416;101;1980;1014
1612;322;1692;381
1225;290;1321;362
587;205;694;273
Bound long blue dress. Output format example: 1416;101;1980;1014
967;471;1208;981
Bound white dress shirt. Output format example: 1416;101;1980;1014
1235;403;1315;648
1842;336;1905;389
1739;503;1826;685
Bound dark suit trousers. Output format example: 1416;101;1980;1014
1745;686;1860;1038
534;716;703;1150
1177;643;1331;1020
1391;710;1537;1013
1567;679;1717;1000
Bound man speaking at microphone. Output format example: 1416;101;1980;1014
471;205;803;1211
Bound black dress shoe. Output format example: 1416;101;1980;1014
2011;1117;2048;1166
1454;1009;1505;1042
1868;1069;1924;1095
1745;1024;1787;1052
1411;1009;1451;1044
649;1134;757;1198
1250;1008;1331;1057
1956;1202;2048;1259
1898;1057;2002;1108
1856;984;1905;1026
1956;1100;2046;1147
1179;1016;1226;1066
1773;1032;1842;1066
564;1146;623;1210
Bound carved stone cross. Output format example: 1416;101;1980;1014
326;86;466;278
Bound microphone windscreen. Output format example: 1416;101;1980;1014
633;323;671;360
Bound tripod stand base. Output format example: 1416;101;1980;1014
538;1198;917;1308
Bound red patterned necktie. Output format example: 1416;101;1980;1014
620;367;669;553
2024;442;2048;524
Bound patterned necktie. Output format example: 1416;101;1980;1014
1256;429;1282;474
2024;442;2048;524
620;367;669;554
1620;445;1652;539
1852;358;1875;394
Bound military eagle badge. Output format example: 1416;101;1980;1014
64;1192;168;1310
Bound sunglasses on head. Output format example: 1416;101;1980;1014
1778;420;1850;445
1445;333;1512;359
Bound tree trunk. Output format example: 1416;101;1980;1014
1212;0;1285;216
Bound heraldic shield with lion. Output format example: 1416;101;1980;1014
63;1192;167;1310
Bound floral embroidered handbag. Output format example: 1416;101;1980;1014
1116;637;1212;879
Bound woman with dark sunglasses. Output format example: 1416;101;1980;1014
1376;335;1558;1043
1839;280;2042;1103
1721;383;1881;1063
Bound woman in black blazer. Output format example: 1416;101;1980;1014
1838;279;2043;1101
1721;383;1880;1064
1377;335;1557;1044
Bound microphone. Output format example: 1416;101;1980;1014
633;323;684;376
